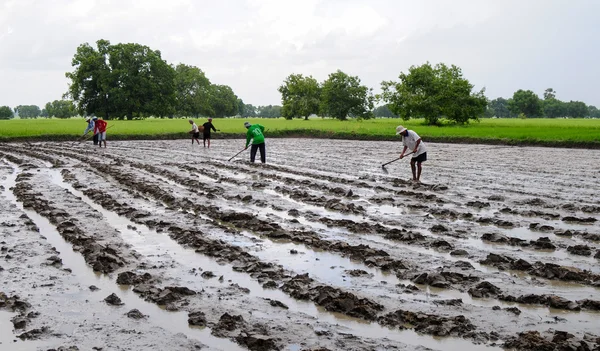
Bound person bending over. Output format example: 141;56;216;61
244;121;266;163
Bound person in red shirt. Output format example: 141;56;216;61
94;118;108;148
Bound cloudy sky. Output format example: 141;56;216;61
1;0;599;109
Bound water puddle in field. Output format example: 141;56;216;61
1;163;244;351
0;310;47;351
41;166;508;351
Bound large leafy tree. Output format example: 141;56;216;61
173;63;212;117
589;105;600;118
381;62;487;125
66;39;176;120
320;70;374;120
565;101;589;117
15;105;41;119
107;42;175;119
45;100;77;118
209;84;238;117
278;73;321;120
65;39;113;118
543;98;566;118
40;109;49;118
508;90;543;118
0;106;14;119
488;98;511;118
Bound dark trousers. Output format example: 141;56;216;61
93;133;99;145
250;143;266;163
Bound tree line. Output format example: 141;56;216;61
0;101;78;120
2;39;599;123
62;39;248;120
482;88;599;119
280;63;487;125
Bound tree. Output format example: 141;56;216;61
107;42;175;119
242;103;257;117
278;73;321;120
237;99;245;117
40;109;49;118
543;98;566;118
0;106;14;119
484;106;496;118
65;39;113;118
508;90;543;118
173;63;212;117
66;39;176;120
373;105;398;118
257;105;282;118
45;100;77;118
564;101;589;117
14;105;41;119
320;70;374;120
488;98;511;118
543;88;556;100
381;62;487;125
209;84;238;117
589;105;600;118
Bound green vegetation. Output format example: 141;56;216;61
381;62;487;125
14;105;41;119
1;118;599;148
0;106;13;120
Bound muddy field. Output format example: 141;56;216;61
1;139;599;351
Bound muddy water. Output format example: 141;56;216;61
3;140;600;350
2;164;244;351
46;167;502;351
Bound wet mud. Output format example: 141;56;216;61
1;140;600;350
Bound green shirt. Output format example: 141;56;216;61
246;124;265;146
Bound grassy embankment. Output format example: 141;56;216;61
1;118;599;148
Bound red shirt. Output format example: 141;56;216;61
94;120;107;133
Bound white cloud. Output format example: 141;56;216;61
0;0;599;109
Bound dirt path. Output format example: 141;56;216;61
1;139;599;351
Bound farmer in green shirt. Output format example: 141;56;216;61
244;121;266;163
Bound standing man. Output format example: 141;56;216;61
188;119;201;145
202;118;218;148
396;125;427;183
95;117;108;148
83;117;96;145
244;121;266;163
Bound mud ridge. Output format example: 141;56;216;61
71;173;387;322
480;253;600;287
86;162;411;273
0;146;64;167
12;172;127;273
503;330;599;350
481;233;558;250
378;309;490;342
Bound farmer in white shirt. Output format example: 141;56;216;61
188;119;201;145
396;125;427;183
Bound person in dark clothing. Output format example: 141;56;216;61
202;118;218;148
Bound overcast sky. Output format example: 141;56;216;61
1;0;599;109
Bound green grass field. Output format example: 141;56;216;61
1;117;599;147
